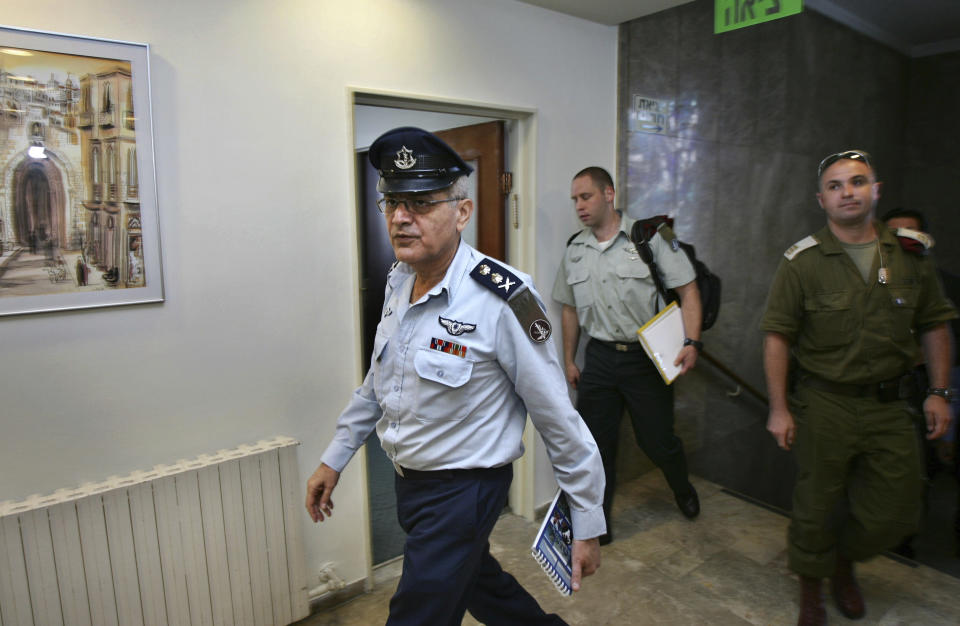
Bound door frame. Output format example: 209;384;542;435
346;86;540;583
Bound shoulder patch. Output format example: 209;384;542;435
470;258;552;343
783;235;819;261
656;223;680;250
656;222;677;242
894;227;934;254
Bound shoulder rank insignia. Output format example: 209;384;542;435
894;227;934;255
470;258;552;343
783;235;819;261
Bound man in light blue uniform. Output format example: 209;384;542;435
305;127;605;626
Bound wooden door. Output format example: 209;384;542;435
435;120;507;261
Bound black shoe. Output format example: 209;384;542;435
675;484;700;519
598;532;612;546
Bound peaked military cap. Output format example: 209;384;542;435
368;126;474;193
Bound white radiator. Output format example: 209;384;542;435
0;436;309;626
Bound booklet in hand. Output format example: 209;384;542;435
530;489;573;596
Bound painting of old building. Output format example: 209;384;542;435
0;27;161;315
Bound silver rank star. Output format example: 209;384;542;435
479;265;491;275
491;273;503;284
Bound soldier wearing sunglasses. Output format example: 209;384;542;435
761;150;957;624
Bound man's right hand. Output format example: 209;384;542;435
305;463;340;523
565;362;581;388
767;408;796;450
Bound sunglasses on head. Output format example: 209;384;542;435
817;150;872;178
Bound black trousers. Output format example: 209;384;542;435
578;339;690;525
388;464;566;626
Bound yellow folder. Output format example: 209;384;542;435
636;301;685;384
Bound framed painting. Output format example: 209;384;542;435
0;25;163;316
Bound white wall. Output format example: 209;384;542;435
0;0;616;588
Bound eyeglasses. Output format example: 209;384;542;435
377;196;464;215
817;150;872;178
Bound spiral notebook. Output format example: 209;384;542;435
530;489;573;596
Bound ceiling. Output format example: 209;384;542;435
515;0;960;57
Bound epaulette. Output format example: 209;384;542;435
566;230;582;246
783;235;819;261
656;223;679;249
470;258;553;343
894;227;934;255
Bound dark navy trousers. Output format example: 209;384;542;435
578;339;690;526
387;464;566;626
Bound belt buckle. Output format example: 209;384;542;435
615;343;628;352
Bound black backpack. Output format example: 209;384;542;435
630;215;721;331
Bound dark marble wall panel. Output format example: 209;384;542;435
616;0;921;505
904;51;960;271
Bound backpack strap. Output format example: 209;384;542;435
630;217;676;307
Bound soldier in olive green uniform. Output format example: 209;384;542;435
762;150;956;625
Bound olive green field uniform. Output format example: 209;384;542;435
762;221;957;578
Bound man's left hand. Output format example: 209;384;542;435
923;394;953;440
674;345;698;375
570;537;601;592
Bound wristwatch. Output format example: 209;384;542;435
926;387;955;401
683;338;703;353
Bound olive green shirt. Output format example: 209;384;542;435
552;213;696;342
761;222;957;384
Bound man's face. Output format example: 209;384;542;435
385;189;472;271
571;176;614;228
886;216;921;231
816;159;881;228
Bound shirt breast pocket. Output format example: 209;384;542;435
371;329;390;397
615;258;652;304
888;286;919;341
804;291;856;348
615;258;651;280
413;348;474;421
566;266;593;307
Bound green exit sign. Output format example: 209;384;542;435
715;0;802;34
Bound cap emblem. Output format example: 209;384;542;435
394;146;416;170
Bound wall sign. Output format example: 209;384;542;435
630;96;673;134
715;0;802;34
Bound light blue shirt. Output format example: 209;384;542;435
321;241;606;538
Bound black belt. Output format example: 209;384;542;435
593;338;645;353
798;371;916;402
396;464;510;480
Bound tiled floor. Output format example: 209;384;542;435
298;472;960;625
